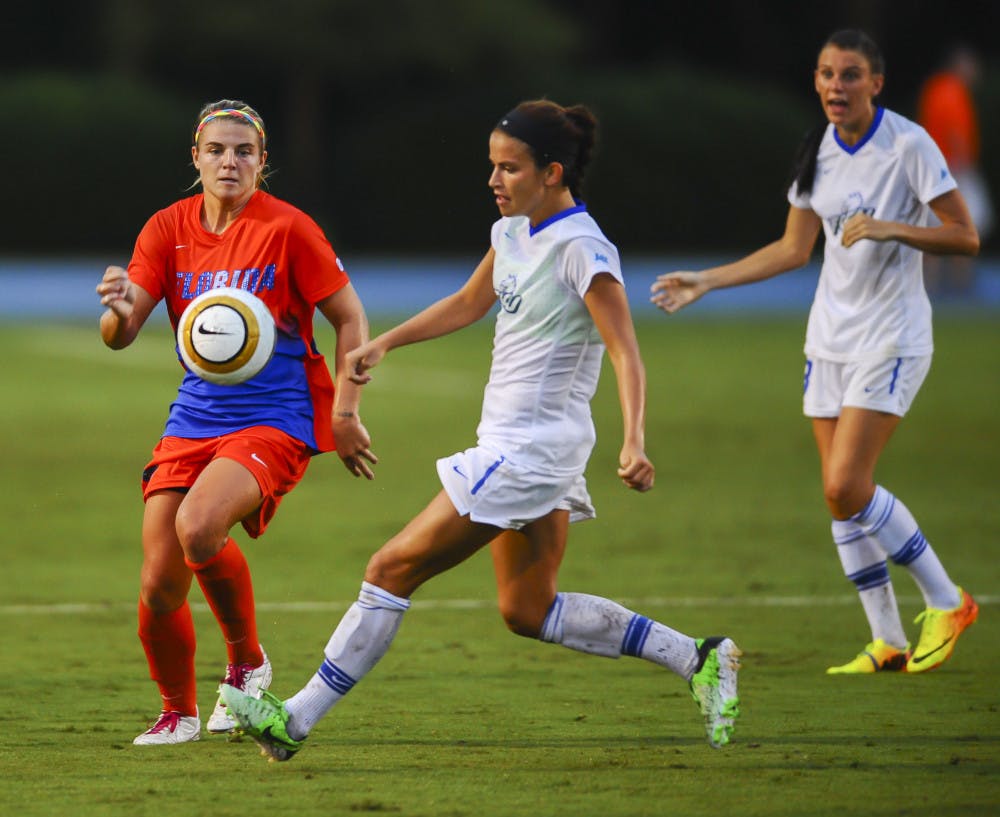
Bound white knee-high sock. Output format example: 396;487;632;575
285;582;410;739
832;518;908;648
539;592;699;680
853;486;960;610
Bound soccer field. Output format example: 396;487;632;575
1;316;997;817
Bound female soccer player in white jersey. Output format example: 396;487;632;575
651;30;979;675
222;99;741;760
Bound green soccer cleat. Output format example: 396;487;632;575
825;639;910;674
220;685;303;762
689;637;741;748
208;646;273;734
906;587;979;674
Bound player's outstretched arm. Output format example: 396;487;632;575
648;270;710;313
346;248;499;384
651;206;822;314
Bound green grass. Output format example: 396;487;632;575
1;315;998;817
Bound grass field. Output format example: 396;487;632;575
1;314;997;817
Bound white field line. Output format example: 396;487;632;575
1;594;996;616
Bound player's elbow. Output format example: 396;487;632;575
100;326;131;350
786;245;814;269
945;220;980;256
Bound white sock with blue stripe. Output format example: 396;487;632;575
539;592;698;679
853;486;960;610
285;581;410;739
832;517;907;649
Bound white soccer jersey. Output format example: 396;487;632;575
788;107;957;361
480;205;623;476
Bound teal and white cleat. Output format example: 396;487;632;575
690;637;741;748
220;685;303;762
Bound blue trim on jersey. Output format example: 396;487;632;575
833;106;884;155
528;202;588;236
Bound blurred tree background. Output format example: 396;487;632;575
1;0;997;258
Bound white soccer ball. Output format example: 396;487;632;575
176;288;276;385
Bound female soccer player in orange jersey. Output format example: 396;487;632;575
96;99;377;745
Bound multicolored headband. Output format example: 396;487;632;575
194;108;266;148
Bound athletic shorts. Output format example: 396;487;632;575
141;425;312;537
436;445;595;531
802;355;932;418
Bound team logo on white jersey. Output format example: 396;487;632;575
496;273;522;314
830;191;875;236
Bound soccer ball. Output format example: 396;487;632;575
176;288;276;385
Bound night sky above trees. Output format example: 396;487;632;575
2;0;997;255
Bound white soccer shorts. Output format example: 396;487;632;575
436;445;595;530
802;355;932;418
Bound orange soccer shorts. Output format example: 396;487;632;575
141;426;313;537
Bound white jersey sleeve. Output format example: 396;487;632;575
901;127;958;207
559;236;624;299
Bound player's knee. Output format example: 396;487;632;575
174;503;225;563
363;550;420;598
823;475;869;519
498;599;545;639
139;575;189;613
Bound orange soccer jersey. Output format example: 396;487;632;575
918;71;979;169
127;190;349;452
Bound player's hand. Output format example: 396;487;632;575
96;265;136;318
618;445;654;492
841;212;892;247
650;272;707;313
345;339;388;385
332;413;378;479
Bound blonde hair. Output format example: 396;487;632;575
190;99;270;188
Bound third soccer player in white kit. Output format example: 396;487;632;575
651;29;979;675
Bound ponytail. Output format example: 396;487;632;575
561;105;597;199
788;123;826;196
